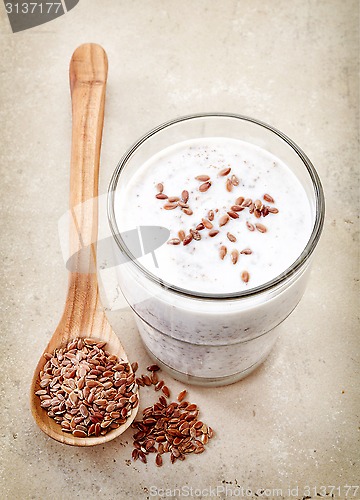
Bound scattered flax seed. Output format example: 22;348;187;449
219;167;231;176
219;214;230;227
199;181;211;192
227;211;239;219
231;174;239;186
35;338;138;438
183;234;193;246
196;222;205;231
142;375;152;386
177;390;187;402
261;206;269;217
202;218;213;229
195;175;210;182
268;206;279;214
167;238;181;245
254;199;262;210
246;221;255;232
182;190;189;203
178;230;185;241
162;386;170;398
226;178;233;192
263;193;275;203
131;366;214;466
190;229;201;241
231;204;244;212
241;270;250;283
156;193;168;200
131;362;139;372
227;232;237;243
255;223;267;233
242;198;252;207
168;196;180;203
208;210;215;221
249;203;255;214
156;183;164;193
208;230;219;237
219;246;227;260
147;364;160;372
235;196;245;206
231;250;239;264
164;203;178;210
254;209;261;219
178;201;189;208
240;248;252;255
155;380;164;391
182;208;193;216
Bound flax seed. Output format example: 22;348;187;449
240;248;252;255
219;246;227;260
167;238;181;245
227;232;237;242
208;210;214;221
155;193;168;200
263;193;275;203
163;203;177;210
246;221;255;232
231;250;239;264
219;214;230;227
231;174;239;186
226;178;233;192
255;223;267;233
219;167;231;176
177;390;187;402
227;211;239;219
208;229;219;237
199;181;211;192
182;190;189;203
183;234;193;246
195;175;210;181
202;218;213;229
241;270;250;283
183;208;193;216
178;230;185;241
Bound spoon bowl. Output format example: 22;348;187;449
30;43;138;446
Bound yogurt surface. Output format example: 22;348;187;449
115;137;313;294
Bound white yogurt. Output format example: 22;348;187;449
116;138;312;294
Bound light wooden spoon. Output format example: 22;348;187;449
30;43;138;446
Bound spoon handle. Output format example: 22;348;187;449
67;44;108;304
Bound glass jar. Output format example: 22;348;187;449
108;114;325;386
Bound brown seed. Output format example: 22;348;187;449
138;451;147;464
261;206;269;217
186;404;197;411
231;250;239;264
246;221;255;232
227;232;237;243
242;198;252;207
156;183;164;193
241;270;250;283
235;196;245;206
240;248;252;255
219;246;227;260
162;386;170;398
208;210;215;221
163;203;177;210
190;229;201;241
231;174;239;186
227;211;239;219
132;449;139;461
196;222;205;231
255;223;267;233
177;390;187;402
254;199;262;209
178;230;185;241
268;206;279;214
178;201;189;208
182;190;189;203
155;380;164;391
208;427;214;439
131;362;138;372
150;372;158;384
155;453;163;467
136;377;144;387
219;167;231;176
72;429;87;438
226;178;233;192
195;175;210;181
249;203;255;214
202;218;213;229
263;193;275;203
208;230;219;237
147;364;160;372
167;238;181;245
168;196;179;203
155;193;168;200
183;234;193;246
199;181;211;192
142;375;152;386
254;209;261;219
183;208;193;216
219;214;230;227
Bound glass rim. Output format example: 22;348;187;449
107;112;325;300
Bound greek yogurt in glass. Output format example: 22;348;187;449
108;114;324;386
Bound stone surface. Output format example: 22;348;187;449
0;1;358;499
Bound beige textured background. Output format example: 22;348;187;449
0;1;359;499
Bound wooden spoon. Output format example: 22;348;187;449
30;43;138;446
